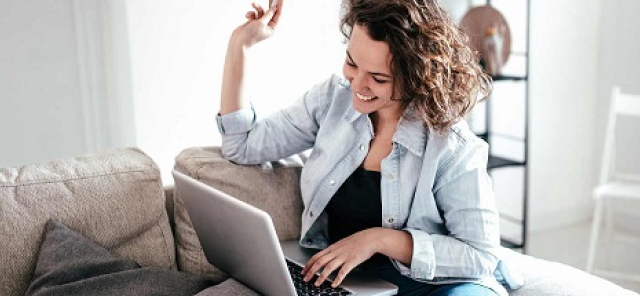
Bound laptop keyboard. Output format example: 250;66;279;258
286;260;353;296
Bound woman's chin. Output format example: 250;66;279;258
352;97;379;114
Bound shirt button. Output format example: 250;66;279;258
386;173;394;179
310;211;314;217
330;179;336;186
388;218;395;223
359;145;365;151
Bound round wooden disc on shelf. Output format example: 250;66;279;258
460;6;511;72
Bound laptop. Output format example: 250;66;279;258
172;170;398;296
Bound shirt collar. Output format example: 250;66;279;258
343;103;361;123
343;106;428;156
393;117;428;156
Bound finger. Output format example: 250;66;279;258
332;261;357;288
245;11;256;19
303;259;325;282
251;2;265;18
301;255;316;275
258;5;279;28
267;0;284;29
302;249;330;275
303;254;335;282
267;0;283;28
315;258;343;286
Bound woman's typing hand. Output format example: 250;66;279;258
301;228;381;288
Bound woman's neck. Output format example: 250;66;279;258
370;111;401;135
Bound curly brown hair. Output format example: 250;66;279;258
341;0;492;132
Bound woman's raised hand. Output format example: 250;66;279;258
231;1;283;48
220;0;283;115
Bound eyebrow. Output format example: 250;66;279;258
346;51;392;78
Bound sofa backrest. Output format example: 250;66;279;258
0;148;175;296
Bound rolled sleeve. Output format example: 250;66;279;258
216;76;341;165
216;106;255;135
391;228;436;280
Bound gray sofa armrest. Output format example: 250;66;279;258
172;147;304;282
0;148;176;296
174;147;304;240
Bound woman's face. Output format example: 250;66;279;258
343;25;401;118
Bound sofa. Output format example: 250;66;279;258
1;147;637;296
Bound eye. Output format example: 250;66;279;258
372;77;390;84
346;59;356;67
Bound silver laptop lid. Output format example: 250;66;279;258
172;170;297;296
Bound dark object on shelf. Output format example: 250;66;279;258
501;239;524;250
489;156;526;170
493;74;527;81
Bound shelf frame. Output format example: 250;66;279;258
477;0;531;254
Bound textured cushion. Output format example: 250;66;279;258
0;148;175;296
502;249;638;296
173;147;304;281
194;279;260;296
26;220;212;296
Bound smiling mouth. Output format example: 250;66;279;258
356;93;377;101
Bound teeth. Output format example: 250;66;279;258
356;93;375;101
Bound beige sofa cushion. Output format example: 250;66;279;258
0;148;176;296
173;147;304;281
502;249;638;296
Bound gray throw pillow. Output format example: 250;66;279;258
25;220;213;296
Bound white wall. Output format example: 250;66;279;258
0;0;85;167
125;0;344;182
522;0;640;232
527;1;603;230
593;0;640;231
0;0;134;167
595;0;640;163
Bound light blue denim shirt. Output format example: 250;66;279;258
216;75;522;295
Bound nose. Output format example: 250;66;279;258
349;72;368;94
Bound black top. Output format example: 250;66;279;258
326;166;383;244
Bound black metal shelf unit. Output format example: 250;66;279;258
477;0;531;252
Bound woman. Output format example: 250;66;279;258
218;0;518;295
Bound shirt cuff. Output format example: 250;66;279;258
391;228;436;280
216;105;256;135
